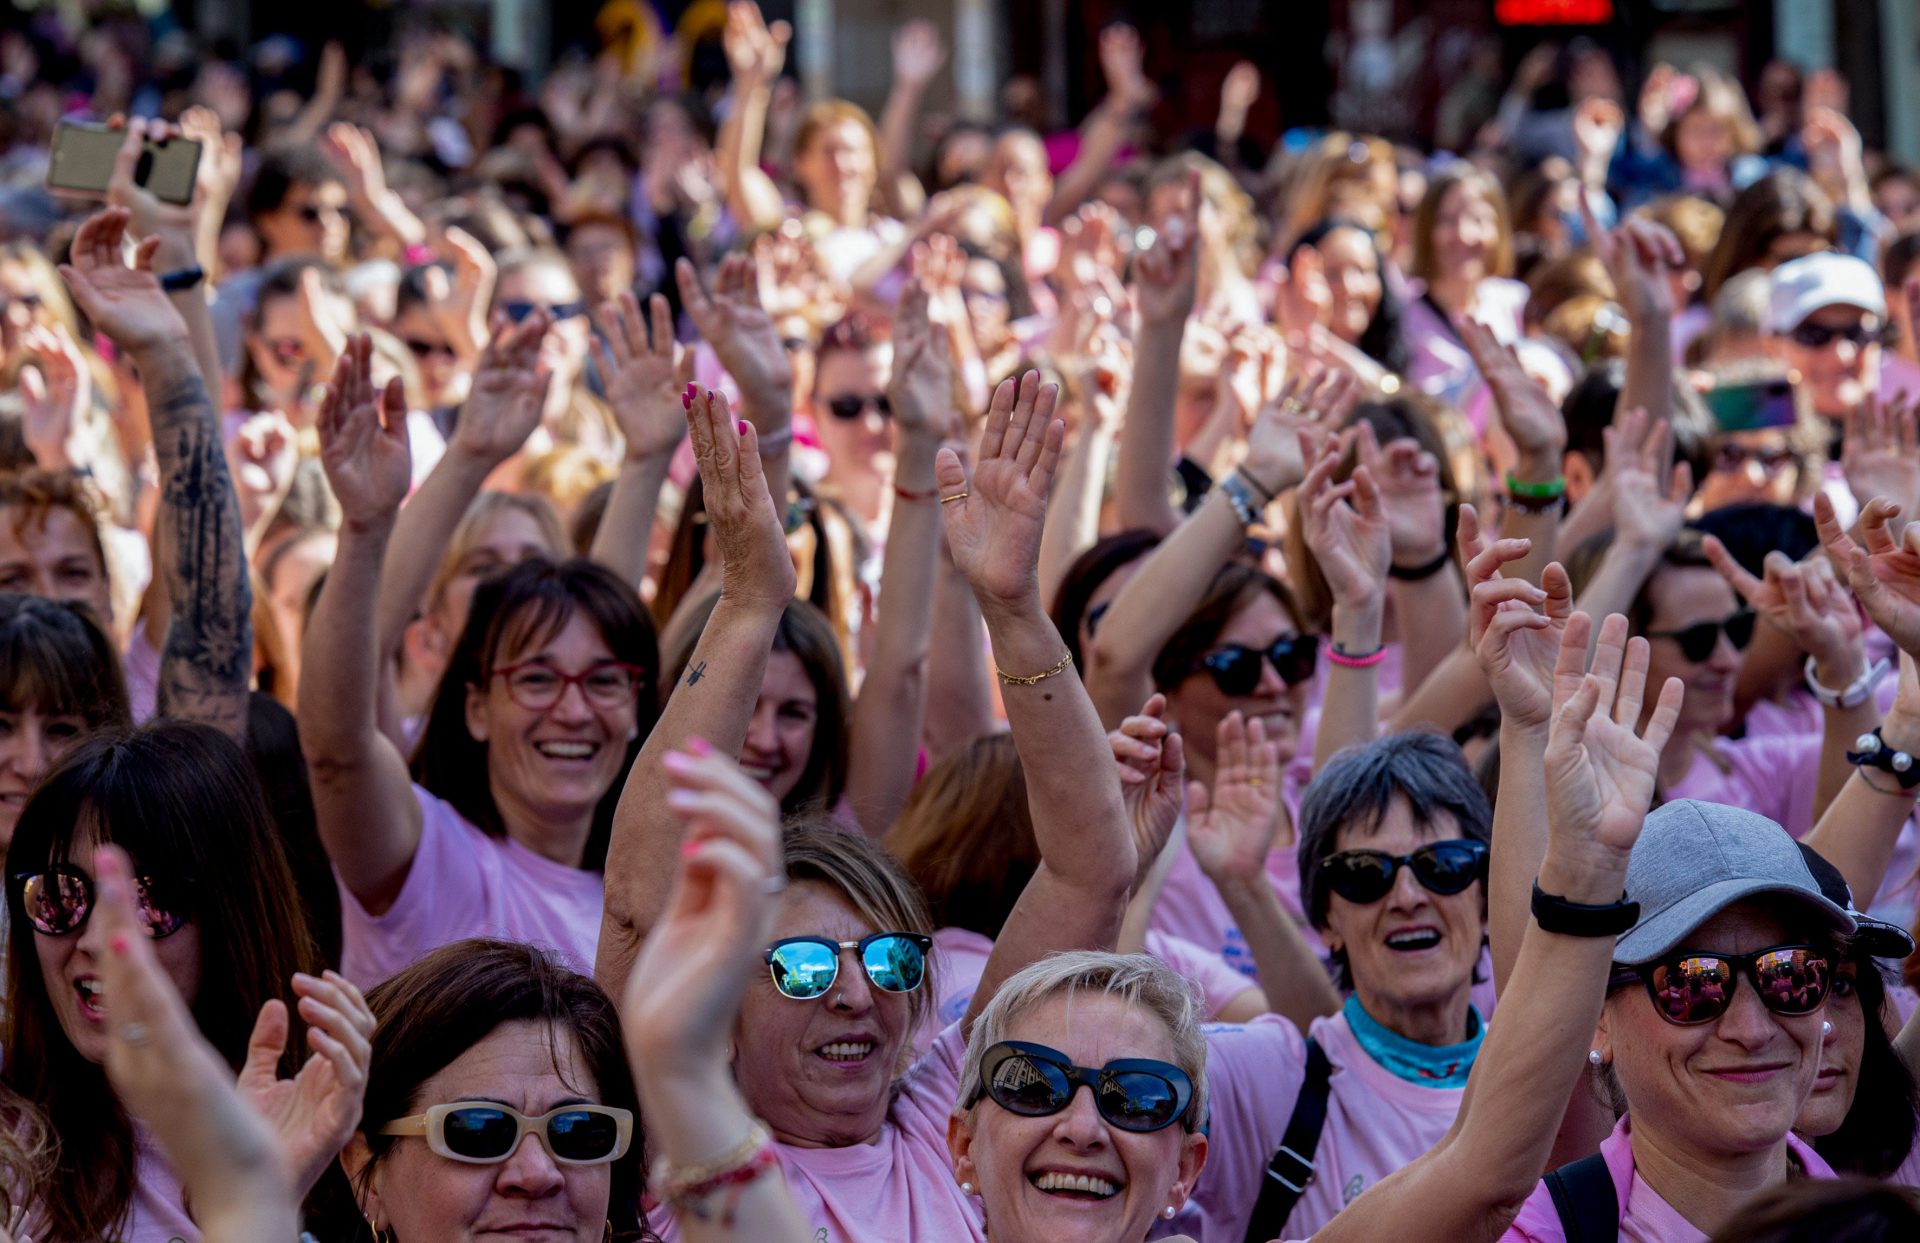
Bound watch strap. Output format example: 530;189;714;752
1530;881;1639;937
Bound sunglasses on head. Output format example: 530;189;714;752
10;865;191;939
1194;634;1320;697
381;1102;633;1165
1787;321;1889;350
1647;609;1755;663
1610;945;1833;1026
825;393;892;421
1320;839;1487;906
501;299;587;323
968;1040;1193;1133
765;932;932;1000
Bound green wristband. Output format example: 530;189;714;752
1505;473;1568;501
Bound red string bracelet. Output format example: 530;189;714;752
659;1133;780;1225
1327;644;1387;669
895;482;940;503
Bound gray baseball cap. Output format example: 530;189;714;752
1614;799;1856;963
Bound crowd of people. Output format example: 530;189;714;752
6;5;1920;1241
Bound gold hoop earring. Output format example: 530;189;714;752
365;1216;395;1243
604;1221;614;1243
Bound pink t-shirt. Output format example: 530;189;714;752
917;927;1259;1057
650;1023;983;1243
336;785;605;989
1501;1115;1836;1242
1162;1010;1466;1242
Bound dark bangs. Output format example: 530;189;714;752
0;594;130;727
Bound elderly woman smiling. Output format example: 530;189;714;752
950;952;1209;1243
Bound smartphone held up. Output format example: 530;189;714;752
46;120;202;205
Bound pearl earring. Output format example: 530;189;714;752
961;1182;973;1195
1588;1049;1603;1066
1823;1020;1833;1036
1164;1206;1177;1220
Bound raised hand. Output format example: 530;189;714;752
1243;366;1356;497
1096;22;1157;109
1132;170;1200;328
1843;391;1920;528
427;226;496;361
448;313;550;467
624;741;785;1064
938;371;1064;613
1704;536;1863;675
1187;711;1283;886
237;969;375;1195
595;291;692;462
18;321;89;469
1459;316;1566;472
1611;422;1692;552
1467;512;1582;730
1584;204;1683;325
723;0;791;86
887;274;957;442
688;385;795;609
229;410;299;519
1299;434;1390;609
317;335;412;525
1543;614;1685;862
676;254;791;413
92;845;297;1230
1815;491;1920;656
891;19;946;88
56;207;188;354
1354;420;1447;570
1109;694;1187;877
102;116;198;244
1219;61;1261;120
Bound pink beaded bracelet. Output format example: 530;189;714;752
1327;644;1387;669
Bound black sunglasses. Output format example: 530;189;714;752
765;932;932;1000
1194;634;1320;696
502;300;587;323
1320;839;1488;906
1609;945;1833;1026
1787;321;1891;350
968;1040;1194;1133
826;393;892;421
9;865;192;939
405;337;458;360
1714;443;1798;475
1647;609;1755;663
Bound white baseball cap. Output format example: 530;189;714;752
1768;253;1887;333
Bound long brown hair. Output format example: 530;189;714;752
2;723;319;1240
885;734;1039;939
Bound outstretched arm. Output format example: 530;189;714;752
1046;25;1157;227
677;254;794;519
1112;172;1198;536
715;2;791;233
621;750;814;1243
875;21;943;220
844;277;951;834
944;374;1138;1035
1299;430;1391;769
297;337;426;911
58;207;252;739
591;291;694;589
598;387;796;997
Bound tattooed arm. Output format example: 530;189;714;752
58;208;253;740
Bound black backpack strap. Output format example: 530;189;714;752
1239;1038;1333;1243
1543;1152;1618;1243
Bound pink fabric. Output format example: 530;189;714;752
1882;351;1920;403
1169;1010;1466;1241
121;1130;198;1242
917;927;1259;1058
121;619;160;725
336;784;604;989
650;1023;983;1243
1665;735;1819;837
1402;277;1528;435
1500;1115;1836;1242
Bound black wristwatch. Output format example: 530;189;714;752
159;264;206;292
1531;881;1639;937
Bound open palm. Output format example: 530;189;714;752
1467;527;1579;729
1109;696;1186;874
888;276;956;440
677;254;790;408
1544;615;1684;857
451;314;549;465
1816;492;1920;655
317;336;412;524
238;970;374;1195
57;207;187;353
1187;713;1282;885
1299;439;1389;608
938;371;1064;611
596;291;691;460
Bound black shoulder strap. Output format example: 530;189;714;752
1544;1152;1618;1243
1240;1038;1333;1243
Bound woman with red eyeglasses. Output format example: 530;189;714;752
298;339;661;989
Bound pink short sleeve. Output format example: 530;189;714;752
1145;929;1261;1017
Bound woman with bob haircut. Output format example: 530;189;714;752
300;337;660;988
1;721;372;1241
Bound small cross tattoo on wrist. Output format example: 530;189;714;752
685;661;708;685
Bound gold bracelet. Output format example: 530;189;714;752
651;1120;771;1197
996;650;1074;686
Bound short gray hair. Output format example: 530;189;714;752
957;951;1208;1131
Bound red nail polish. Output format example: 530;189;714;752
705;388;715;401
737;419;749;435
683;393;692;410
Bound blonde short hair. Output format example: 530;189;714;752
959;951;1209;1131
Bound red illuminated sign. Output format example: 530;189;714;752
1495;0;1614;24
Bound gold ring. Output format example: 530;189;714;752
1247;777;1265;788
940;491;970;505
1281;398;1306;415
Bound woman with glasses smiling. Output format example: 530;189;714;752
299;337;661;989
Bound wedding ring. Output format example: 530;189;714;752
118;1022;150;1045
939;491;970;505
1281;398;1306;415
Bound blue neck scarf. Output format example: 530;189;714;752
1343;993;1483;1089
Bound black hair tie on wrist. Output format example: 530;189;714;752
1388;549;1451;581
